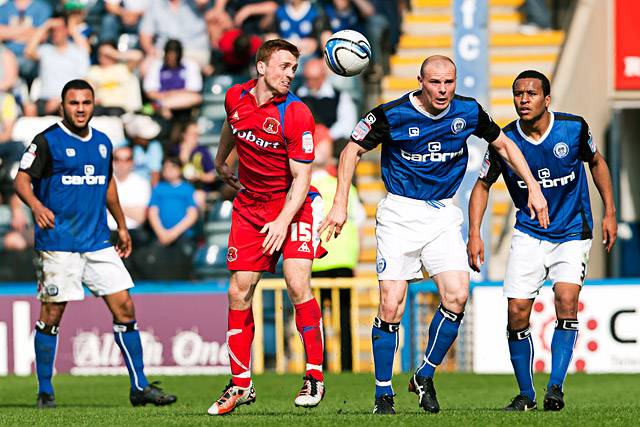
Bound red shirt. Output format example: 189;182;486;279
225;79;316;195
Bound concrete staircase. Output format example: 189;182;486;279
355;0;565;278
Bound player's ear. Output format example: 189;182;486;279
544;95;551;109
256;60;266;76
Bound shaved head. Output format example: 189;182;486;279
420;55;457;77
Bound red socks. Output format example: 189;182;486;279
227;308;254;388
295;298;324;381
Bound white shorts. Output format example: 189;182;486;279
36;247;134;303
503;229;592;299
375;194;469;281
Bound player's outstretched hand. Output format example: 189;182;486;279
115;227;132;258
261;218;288;255
466;235;484;273
527;187;549;229
216;163;244;192
602;213;617;253
33;204;55;229
318;204;347;242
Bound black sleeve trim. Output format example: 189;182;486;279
19;133;52;179
478;145;503;185
577;117;596;162
351;105;390;151
472;101;501;143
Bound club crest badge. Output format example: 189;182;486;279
263;117;280;135
553;142;569;159
99;144;107;159
227;247;238;262
451;118;466;134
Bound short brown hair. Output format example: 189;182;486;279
256;39;300;65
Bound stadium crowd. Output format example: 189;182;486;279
0;0;405;280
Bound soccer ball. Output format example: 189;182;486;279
323;30;371;77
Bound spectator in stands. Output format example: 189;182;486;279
272;0;322;57
206;0;277;49
0;91;23;166
519;0;552;34
0;0;52;82
23;15;90;116
0;44;19;94
297;58;357;154
367;0;403;75
0;194;31;251
139;0;211;70
108;145;151;236
322;0;373;35
124;114;163;186
100;0;149;44
211;28;262;75
171;121;216;210
88;41;144;116
143;39;203;120
148;156;198;247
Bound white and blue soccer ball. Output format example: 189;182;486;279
323;30;371;77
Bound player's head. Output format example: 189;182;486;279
112;146;134;179
61;79;94;131
163;39;183;68
162;156;183;183
256;39;300;96
418;55;457;115
512;70;551;122
303;58;326;91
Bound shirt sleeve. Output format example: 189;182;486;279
350;105;389;150
148;185;160;208
478;145;503;185
19;133;52;179
472;101;501;143
224;84;242;116
184;59;203;92
284;101;316;163
148;141;163;172
578;117;597;162
142;60;161;92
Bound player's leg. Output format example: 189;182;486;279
544;238;591;411
34;251;85;408
372;279;407;414
504;298;537;411
35;302;66;408
545;282;580;411
208;270;261;415
283;258;326;407
502;229;547;410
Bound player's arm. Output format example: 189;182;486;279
261;159;312;255
14;135;54;229
14;171;54;229
319;107;386;241
214;119;243;191
579;119;617;252
106;175;132;258
489;131;548;229
467;147;501;272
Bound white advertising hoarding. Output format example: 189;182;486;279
472;283;640;373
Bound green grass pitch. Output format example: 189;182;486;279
0;373;638;426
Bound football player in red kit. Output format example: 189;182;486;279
207;39;327;415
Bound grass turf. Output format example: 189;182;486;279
0;373;638;426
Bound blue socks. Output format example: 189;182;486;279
34;321;59;395
548;319;578;389
416;304;463;378
113;321;149;391
507;325;536;401
372;317;399;398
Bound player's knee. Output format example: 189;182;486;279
554;293;578;317
228;282;254;308
378;297;403;323
507;304;530;327
442;290;468;312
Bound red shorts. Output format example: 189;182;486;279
226;190;328;273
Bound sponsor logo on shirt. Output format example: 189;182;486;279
20;152;35;169
365;113;376;125
61;164;106;186
451;117;466;134
553;142;569;159
233;128;281;149
66;148;76;157
587;129;596;153
263;117;280;135
517;169;576;189
351;119;371;141
302;131;313;154
401;142;464;163
408;127;420;137
479;150;491;178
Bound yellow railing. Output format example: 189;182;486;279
252;277;402;375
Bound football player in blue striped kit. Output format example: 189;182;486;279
467;70;617;411
320;56;549;414
14;79;176;408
